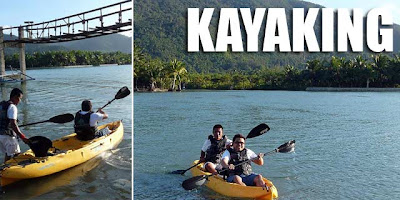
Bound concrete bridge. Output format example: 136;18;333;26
0;0;132;82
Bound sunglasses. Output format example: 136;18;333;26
234;141;245;145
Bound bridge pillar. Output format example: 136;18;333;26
0;27;5;76
18;27;26;81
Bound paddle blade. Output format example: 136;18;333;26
182;175;207;190
29;136;52;157
246;123;270;139
276;140;296;153
115;86;131;99
49;113;75;124
170;170;186;175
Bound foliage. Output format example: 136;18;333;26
135;46;400;90
5;50;131;68
134;0;400;73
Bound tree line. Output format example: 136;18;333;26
5;50;131;68
134;45;187;91
135;44;400;91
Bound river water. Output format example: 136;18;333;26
0;65;132;199
134;90;400;199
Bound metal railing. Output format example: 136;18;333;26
2;0;132;44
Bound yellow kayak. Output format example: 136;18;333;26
190;160;278;200
0;121;124;186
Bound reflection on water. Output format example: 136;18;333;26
103;147;132;171
3;155;103;199
0;65;132;199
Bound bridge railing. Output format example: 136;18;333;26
2;0;132;44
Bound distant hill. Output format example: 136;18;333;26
3;33;132;54
134;0;400;73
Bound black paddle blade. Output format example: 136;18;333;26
49;113;75;124
276;140;296;153
182;175;208;190
171;170;186;175
29;136;52;157
246;123;270;139
115;86;131;99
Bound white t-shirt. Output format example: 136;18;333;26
221;148;258;161
201;137;232;152
7;104;18;120
79;111;105;127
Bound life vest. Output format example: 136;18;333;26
227;148;253;176
74;111;98;141
205;135;227;163
0;101;14;136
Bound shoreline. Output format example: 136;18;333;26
306;87;400;92
135;87;400;92
22;64;129;70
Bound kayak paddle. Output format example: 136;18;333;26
171;123;271;175
99;86;131;111
181;140;296;190
19;113;75;127
28;136;53;157
246;123;270;139
171;163;201;175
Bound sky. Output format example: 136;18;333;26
306;0;400;24
0;0;132;37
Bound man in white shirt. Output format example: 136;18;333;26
221;133;266;187
74;100;108;140
0;88;30;162
199;124;232;174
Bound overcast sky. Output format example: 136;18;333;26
0;0;132;37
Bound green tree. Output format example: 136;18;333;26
167;59;187;91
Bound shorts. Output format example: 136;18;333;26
227;173;258;186
96;127;111;137
202;162;222;171
0;135;21;157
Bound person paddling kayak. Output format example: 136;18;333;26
221;133;267;188
199;124;232;174
74;100;109;141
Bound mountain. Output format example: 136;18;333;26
134;0;400;73
53;34;132;53
3;33;132;54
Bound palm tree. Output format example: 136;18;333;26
147;59;164;91
352;55;374;88
168;59;187;91
133;45;146;91
371;54;390;87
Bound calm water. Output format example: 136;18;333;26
0;65;132;199
134;90;400;199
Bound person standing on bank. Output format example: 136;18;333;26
221;133;267;187
0;88;30;162
74;100;109;141
199;124;232;174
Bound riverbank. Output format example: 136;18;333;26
135;87;400;92
306;87;400;92
134;88;170;92
5;50;131;70
22;63;127;70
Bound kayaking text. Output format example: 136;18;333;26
187;8;393;53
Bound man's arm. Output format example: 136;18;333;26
200;139;211;163
97;109;108;119
249;150;264;166
221;150;235;169
10;119;29;144
199;151;206;163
